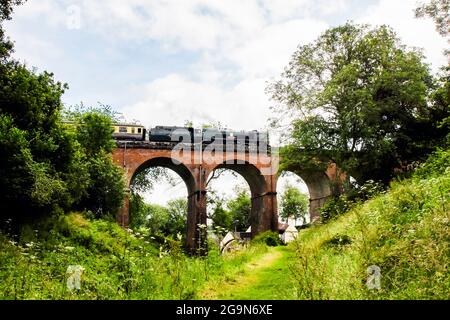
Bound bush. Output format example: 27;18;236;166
323;234;352;248
252;231;283;247
321;180;385;222
413;147;450;179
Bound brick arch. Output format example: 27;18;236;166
206;161;278;236
276;170;332;223
130;157;196;194
112;144;342;253
276;163;345;222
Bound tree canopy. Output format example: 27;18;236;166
0;1;126;223
268;23;449;185
279;186;309;223
415;0;450;38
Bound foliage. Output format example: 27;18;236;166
0;84;126;220
279;185;309;222
77;154;125;218
0;0;26;60
0;4;126;222
322;234;352;248
226;188;251;232
165;198;188;238
415;0;450;38
210;199;234;232
0;212;268;300
252;231;283;247
412;146;450;179
0;62;76;220
269;22;448;185
320;179;385;221
290;148;450;299
129;195;187;239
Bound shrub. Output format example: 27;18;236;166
252;231;283;247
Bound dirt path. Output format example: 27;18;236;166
199;247;290;300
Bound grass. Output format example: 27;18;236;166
285;157;450;300
0;213;268;300
199;246;295;300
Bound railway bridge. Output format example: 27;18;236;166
112;141;342;253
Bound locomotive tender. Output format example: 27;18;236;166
113;123;269;147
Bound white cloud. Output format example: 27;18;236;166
228;18;328;78
317;0;349;16
121;74;270;131
358;0;448;71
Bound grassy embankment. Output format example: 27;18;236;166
0;213;268;299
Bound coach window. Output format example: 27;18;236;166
119;127;127;133
138;128;142;133
132;128;135;134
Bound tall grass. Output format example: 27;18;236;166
0;213;266;300
289;149;450;300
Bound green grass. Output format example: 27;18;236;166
285;159;450;300
0;213;267;300
199;246;295;300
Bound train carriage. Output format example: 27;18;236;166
112;123;146;141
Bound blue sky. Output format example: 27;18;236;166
4;0;447;206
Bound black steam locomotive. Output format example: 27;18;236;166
113;124;269;147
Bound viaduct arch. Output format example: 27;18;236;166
112;142;342;253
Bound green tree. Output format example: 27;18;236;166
0;0;125;222
165;198;187;237
227;188;251;231
279;186;309;223
71;110;125;218
129;193;170;235
0;0;26;60
268;23;447;185
210;199;233;231
415;0;450;38
0;63;81;220
75;111;116;157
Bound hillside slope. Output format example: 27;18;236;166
287;149;449;299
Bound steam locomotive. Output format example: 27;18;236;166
113;124;269;147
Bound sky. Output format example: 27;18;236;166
4;0;447;206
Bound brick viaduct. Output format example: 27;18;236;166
112;141;342;253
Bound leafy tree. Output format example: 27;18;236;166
226;188;251;231
415;0;450;37
210;199;233;231
0;0;26;60
77;155;125;218
0;63;79;220
0;0;126;223
75;112;116;157
165;198;187;237
64;107;127;218
279;186;309;223
268;23;448;185
129;193;170;235
145;203;170;235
